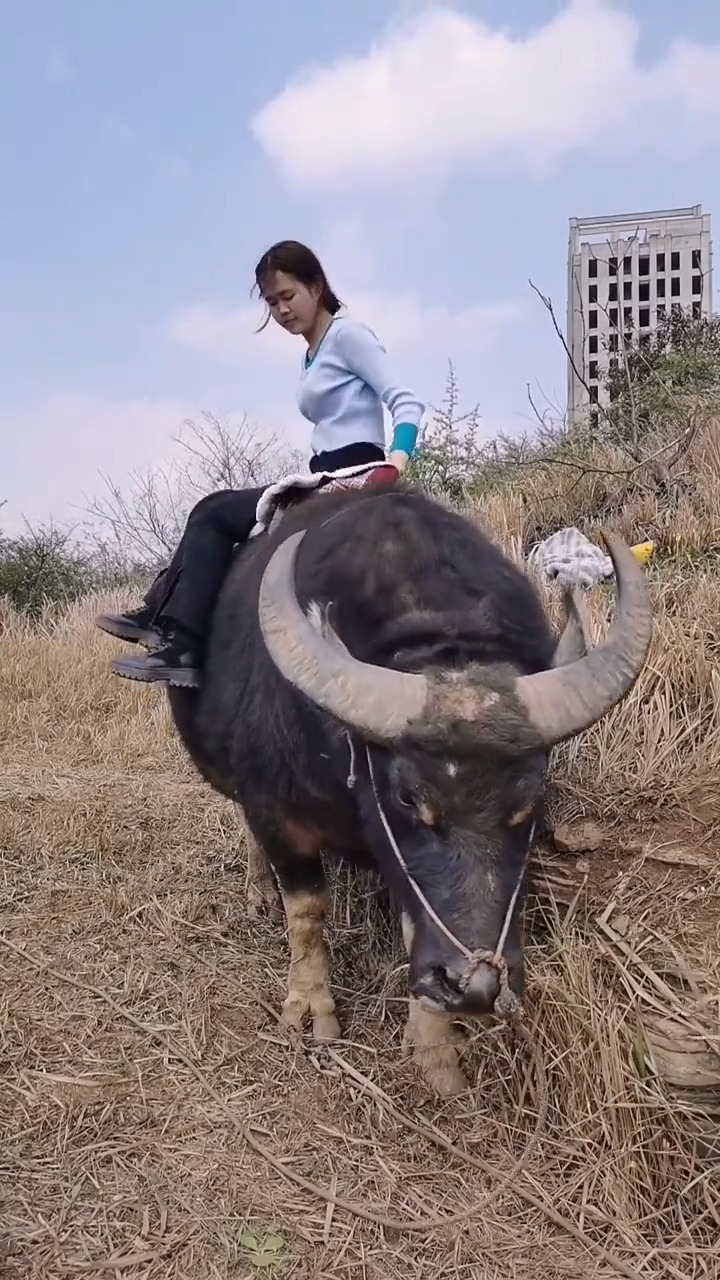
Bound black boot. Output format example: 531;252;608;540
96;604;161;649
110;621;202;688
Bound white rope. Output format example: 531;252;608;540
365;745;476;961
363;742;535;1019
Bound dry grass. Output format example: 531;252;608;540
478;408;720;563
3;428;720;1278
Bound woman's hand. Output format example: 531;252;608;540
364;463;400;488
388;449;410;474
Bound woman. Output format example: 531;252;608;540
97;240;425;687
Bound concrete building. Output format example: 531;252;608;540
566;205;714;427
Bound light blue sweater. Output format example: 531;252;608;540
296;316;425;458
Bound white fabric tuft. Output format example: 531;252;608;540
249;460;388;538
527;526;614;590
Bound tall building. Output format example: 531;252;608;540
566;205;714;427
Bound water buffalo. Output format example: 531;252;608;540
167;482;651;1095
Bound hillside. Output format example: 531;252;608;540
1;407;719;1279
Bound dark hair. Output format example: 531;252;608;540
252;239;343;330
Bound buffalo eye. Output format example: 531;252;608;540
397;788;416;810
398;789;441;829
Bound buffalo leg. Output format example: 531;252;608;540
234;804;282;919
259;835;340;1042
400;913;469;1097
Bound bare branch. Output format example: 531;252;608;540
83;409;302;565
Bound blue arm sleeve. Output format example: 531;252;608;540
390;423;419;455
336;323;425;448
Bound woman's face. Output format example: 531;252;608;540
261;270;321;337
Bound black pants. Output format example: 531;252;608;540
144;442;385;641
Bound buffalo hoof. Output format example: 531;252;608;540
410;1050;469;1098
246;880;283;922
281;996;341;1043
402;1006;470;1097
242;826;282;922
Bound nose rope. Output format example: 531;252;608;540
361;742;534;1030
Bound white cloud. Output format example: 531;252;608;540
656;38;720;120
163;212;527;377
250;2;720;192
162;282;529;455
2;289;529;533
160;219;388;371
3;197;532;534
163;302;298;371
347;291;526;359
164;288;525;433
1;393;196;533
164;290;526;367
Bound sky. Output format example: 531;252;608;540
2;0;720;533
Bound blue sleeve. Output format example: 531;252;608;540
336;323;425;442
390;422;419;456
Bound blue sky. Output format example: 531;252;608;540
3;0;720;532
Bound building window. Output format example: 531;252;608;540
639;257;649;276
590;411;599;430
657;304;666;319
589;385;599;404
671;277;680;297
609;281;618;302
608;333;618;352
589;360;598;380
588;257;598;278
609;306;618;327
624;306;632;325
657;278;666;298
609;256;617;276
588;334;598;354
639;280;649;302
624;256;632;275
589;284;598;303
639;307;650;328
623;280;632;300
692;275;702;296
588;309;598;329
693;300;702;319
672;301;681;314
671;250;680;271
656;252;665;273
692;249;701;270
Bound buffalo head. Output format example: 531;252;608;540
256;527;652;1018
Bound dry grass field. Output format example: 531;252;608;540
2;418;720;1279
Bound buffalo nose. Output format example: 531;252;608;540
414;960;502;1014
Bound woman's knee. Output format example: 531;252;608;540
187;489;236;527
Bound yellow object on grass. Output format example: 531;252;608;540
630;540;655;565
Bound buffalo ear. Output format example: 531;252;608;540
514;533;652;747
551;590;589;668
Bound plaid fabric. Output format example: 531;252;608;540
527;526;614;590
249;460;396;538
326;464;399;492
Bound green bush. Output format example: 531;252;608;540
0;524;137;617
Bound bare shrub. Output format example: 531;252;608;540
84;410;302;565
